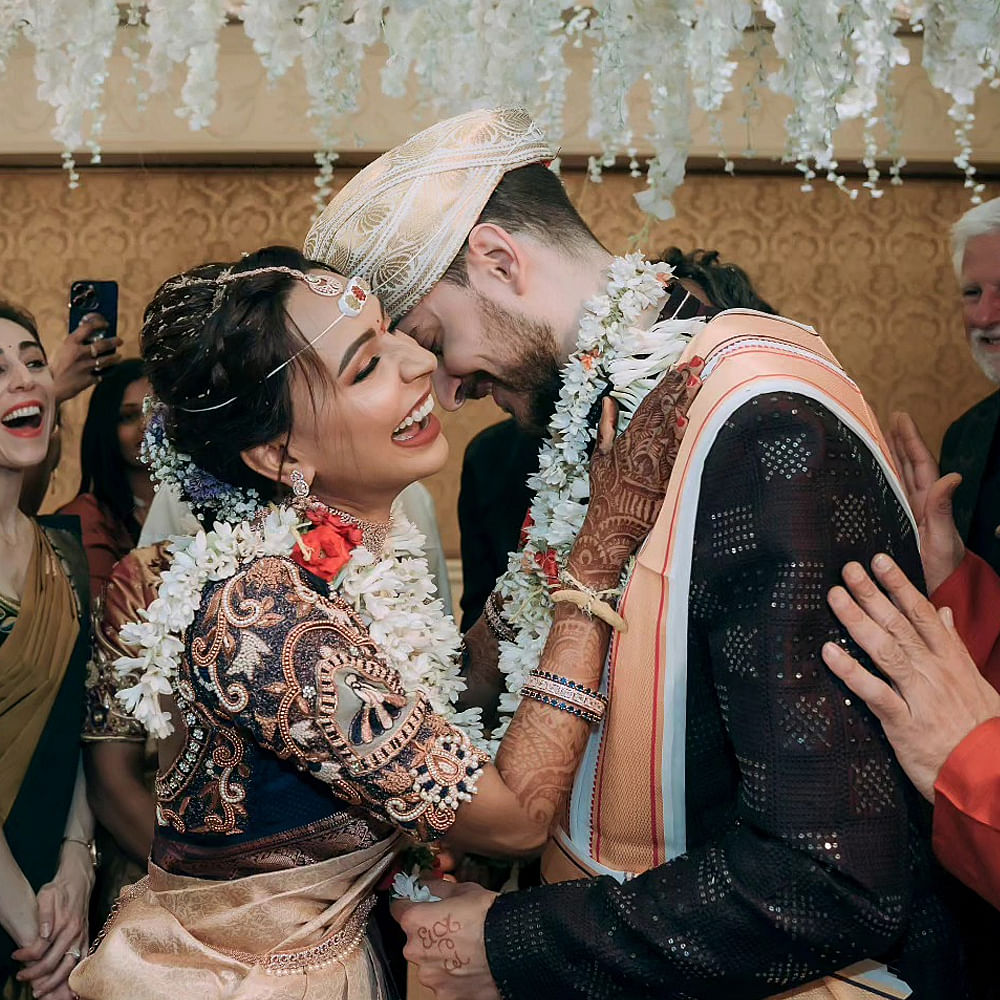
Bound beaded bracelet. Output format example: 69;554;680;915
520;669;607;725
483;590;518;643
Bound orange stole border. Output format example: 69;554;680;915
543;310;907;883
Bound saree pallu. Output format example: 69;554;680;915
71;831;404;1000
541;312;911;1000
1;519;89;982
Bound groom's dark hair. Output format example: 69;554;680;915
442;164;604;286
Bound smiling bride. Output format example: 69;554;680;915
69;245;697;1000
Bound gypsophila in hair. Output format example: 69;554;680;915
141;398;262;523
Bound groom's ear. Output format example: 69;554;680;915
465;223;527;295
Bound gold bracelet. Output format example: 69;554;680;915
63;837;100;869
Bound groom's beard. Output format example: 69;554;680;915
475;293;563;437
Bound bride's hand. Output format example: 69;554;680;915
570;360;703;586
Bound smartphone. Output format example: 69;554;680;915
69;279;118;341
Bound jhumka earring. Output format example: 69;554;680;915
290;469;311;500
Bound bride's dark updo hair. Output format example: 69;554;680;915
142;245;332;503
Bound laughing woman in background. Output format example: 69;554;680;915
0;300;95;1000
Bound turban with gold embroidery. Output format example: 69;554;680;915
304;107;556;320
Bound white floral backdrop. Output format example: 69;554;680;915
1;1;998;217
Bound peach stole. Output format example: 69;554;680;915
541;310;913;999
70;831;404;1000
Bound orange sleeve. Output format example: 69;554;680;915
931;550;1000;689
933;717;1000;910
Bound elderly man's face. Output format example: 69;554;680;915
961;231;1000;384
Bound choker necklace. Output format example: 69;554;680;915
306;498;392;554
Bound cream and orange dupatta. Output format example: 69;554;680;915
541;310;913;1000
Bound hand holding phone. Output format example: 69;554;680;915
50;280;124;403
69;280;118;342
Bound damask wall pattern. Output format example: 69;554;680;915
0;166;994;556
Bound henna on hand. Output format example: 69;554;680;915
417;913;472;972
573;360;703;582
496;604;609;824
393;881;501;1000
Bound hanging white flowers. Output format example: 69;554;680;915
3;2;998;214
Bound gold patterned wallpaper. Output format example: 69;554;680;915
0;166;994;555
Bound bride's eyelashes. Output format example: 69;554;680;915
353;355;380;383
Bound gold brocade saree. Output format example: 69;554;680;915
70;832;404;1000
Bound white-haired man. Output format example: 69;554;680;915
942;196;1000;575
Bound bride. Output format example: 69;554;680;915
70;245;695;1000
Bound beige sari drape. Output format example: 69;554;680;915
70;832;404;1000
0;523;78;824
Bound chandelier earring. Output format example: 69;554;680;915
289;469;312;501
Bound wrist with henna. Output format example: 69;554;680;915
578;364;701;586
567;519;630;592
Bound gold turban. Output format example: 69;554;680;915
304;107;557;320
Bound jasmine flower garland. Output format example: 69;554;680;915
489;253;706;752
114;506;483;747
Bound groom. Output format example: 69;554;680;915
305;109;963;998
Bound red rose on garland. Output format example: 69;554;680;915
534;548;560;589
291;508;363;582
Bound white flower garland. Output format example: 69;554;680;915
114;505;483;747
490;253;705;751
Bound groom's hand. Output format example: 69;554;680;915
574;359;703;582
392;878;501;1000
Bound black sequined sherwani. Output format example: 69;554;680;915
484;392;968;999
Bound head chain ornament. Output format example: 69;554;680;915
171;267;369;414
140;267;368;520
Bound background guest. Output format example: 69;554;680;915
822;552;1000;909
58;359;153;600
941;196;1000;574
82;545;164;930
0;299;95;1000
18;314;123;518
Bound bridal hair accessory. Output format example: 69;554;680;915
140;269;372;520
141;397;262;522
305;107;556;320
175;272;369;414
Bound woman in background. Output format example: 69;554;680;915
59;358;153;600
0;300;95;1000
